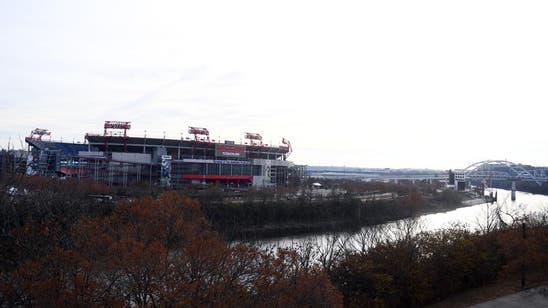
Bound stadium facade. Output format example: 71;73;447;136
24;122;302;188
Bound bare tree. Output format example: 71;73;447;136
347;224;388;254
315;233;350;273
388;216;424;243
476;202;503;234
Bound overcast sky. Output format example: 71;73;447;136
1;1;547;169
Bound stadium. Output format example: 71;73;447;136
24;121;303;188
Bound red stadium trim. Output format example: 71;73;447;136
182;175;252;180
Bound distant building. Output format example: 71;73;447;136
453;169;467;191
24;122;298;188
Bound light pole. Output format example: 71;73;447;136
179;132;183;159
143;130;147;154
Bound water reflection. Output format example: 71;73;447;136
254;189;548;251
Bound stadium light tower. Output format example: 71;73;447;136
104;121;131;137
103;121;131;152
188;127;210;142
27;128;51;141
245;132;263;146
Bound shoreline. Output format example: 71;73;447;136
224;196;487;241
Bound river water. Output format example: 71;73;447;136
252;189;548;250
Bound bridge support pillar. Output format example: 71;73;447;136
511;181;516;201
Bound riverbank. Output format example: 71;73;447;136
217;194;485;241
414;196;485;216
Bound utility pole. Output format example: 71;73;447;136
521;222;527;289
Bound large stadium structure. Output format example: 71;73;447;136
24;122;302;188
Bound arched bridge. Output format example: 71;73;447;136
461;160;548;186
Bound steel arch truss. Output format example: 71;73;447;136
462;160;546;186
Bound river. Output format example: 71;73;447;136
252;188;548;250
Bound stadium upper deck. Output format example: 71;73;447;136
84;135;290;161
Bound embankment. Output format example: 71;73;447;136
200;191;480;240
